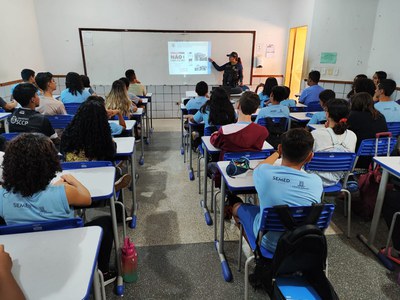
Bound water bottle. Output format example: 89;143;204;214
121;237;138;283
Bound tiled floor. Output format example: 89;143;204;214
103;118;400;299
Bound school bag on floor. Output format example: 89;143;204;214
250;204;339;299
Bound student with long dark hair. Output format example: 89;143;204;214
258;77;278;107
190;87;235;128
311;98;357;186
61;72;91;104
348;92;388;168
347;74;367;99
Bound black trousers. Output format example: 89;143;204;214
85;216;114;272
382;190;400;250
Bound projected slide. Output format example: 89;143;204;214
168;41;211;75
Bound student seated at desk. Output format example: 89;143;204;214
80;74;96;95
279;86;296;108
0;244;25;300
35;72;67;115
125;69;146;96
0;133;116;283
9;83;58;142
374;79;400;122
307;89;336;126
354;78;376;98
255;86;290;122
210;91;269;160
299;70;325;106
258;77;278;108
348;92;388;169
185;81;209;111
92;96;126;136
233;128;323;253
190;87;235;129
106;80;138;118
347;74;367;100
372;71;387;101
119;77;142;106
310;99;357;186
61;72;91;104
10;69;40;101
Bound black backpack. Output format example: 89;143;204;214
250;204;339;300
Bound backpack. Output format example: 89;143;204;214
250;204;339;299
325;128;351;152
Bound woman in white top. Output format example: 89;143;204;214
311;98;357;186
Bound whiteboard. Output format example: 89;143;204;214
80;29;255;86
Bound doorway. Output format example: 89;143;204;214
284;26;308;99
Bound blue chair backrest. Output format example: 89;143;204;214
64;103;81;115
1;132;20;141
61;161;113;170
46;114;74;129
110;115;129;120
356;136;396;157
204;125;220;136
257;117;289;131
0;218;83;235
258;204;335;233
0;108;5;113
304;152;356;172
306;102;323;112
387;122;400;138
289;106;305;112
223;150;271;161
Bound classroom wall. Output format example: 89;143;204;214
0;0;45;83
367;0;400;84
32;0;291;80
306;0;378;81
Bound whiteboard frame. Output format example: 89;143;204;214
79;28;256;85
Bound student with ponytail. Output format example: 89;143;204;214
310;98;357;186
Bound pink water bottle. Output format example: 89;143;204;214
121;237;138;283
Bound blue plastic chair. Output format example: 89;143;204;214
46;114;74;129
304;152;356;237
61;160;114;169
237;204;335;299
306;101;323;112
1;132;20;141
387;122;400;138
64;103;81;115
0;218;83;235
354;133;396;168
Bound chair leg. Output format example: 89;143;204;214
342;189;352;238
244;255;255;300
385;212;400;254
210;178;214;213
238;224;243;272
197;154;203;194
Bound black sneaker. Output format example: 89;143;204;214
102;270;117;286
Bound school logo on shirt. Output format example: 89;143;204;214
293;180;309;190
10;115;28;125
273;176;290;183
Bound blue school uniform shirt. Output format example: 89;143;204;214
299;85;324;105
255;104;290;123
253;164;323;253
193;109;210;127
258;92;269;107
60;88;91;104
0;185;73;225
11;83;41;96
374;101;400;122
280;99;296;107
307;111;326;125
185;96;207;111
109;122;123;136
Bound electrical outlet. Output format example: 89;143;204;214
333;68;339;76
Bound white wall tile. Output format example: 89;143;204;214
155;85;164;93
172;86;180;93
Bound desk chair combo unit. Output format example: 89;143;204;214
236;204;335;300
387;122;400;138
0;218;107;300
139;93;153;134
64;103;81;115
131;107;146;165
215;155;271;282
60;161;130;296
137;97;151;144
46;114;74;129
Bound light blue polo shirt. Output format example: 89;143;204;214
374;101;400;122
307;111;327;125
186;96;207;111
0;185;73;225
299;85;325;105
110;122;123;136
253;164;323;253
258;92;270;107
11;83;41;97
60;88;91;104
255;104;290;123
193;109;210;127
280;99;296;107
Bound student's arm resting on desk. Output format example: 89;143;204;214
0;245;26;300
209;127;224;148
55;174;91;206
0;98;18;111
191;111;203;123
257;150;281;167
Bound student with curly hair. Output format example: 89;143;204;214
0;133;116;283
106;80;138;118
60;72;91;104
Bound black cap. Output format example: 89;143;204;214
227;51;238;58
